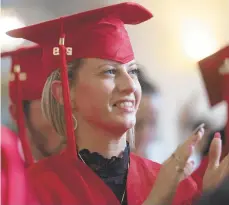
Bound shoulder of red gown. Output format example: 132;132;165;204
130;153;201;205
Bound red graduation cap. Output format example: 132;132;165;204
1;45;48;166
198;45;229;156
6;2;153;158
2;46;48;103
198;45;229;106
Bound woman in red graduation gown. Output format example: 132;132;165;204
7;2;229;205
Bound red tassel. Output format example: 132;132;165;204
58;18;77;158
14;63;34;166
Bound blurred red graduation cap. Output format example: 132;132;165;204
198;45;229;106
1;45;48;103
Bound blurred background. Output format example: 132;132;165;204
1;0;229;163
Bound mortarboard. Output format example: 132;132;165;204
198;45;229;156
6;2;153;158
1;45;48;166
1;46;48;103
198;45;229;106
6;2;153;73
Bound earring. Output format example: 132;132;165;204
72;115;77;130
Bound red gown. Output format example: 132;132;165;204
1;125;39;205
28;150;200;205
191;156;209;191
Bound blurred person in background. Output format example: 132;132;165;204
192;46;229;205
1;46;64;162
134;69;161;159
177;45;229;191
191;44;229;191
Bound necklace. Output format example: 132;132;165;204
78;152;129;205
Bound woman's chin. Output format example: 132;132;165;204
110;115;136;131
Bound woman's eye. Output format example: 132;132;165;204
129;68;139;76
104;69;116;75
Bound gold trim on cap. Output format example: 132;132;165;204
14;65;21;73
19;72;27;81
59;37;65;45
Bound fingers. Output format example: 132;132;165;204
208;132;222;169
188;127;205;146
162;125;204;184
192;123;205;135
218;153;229;178
174;128;205;167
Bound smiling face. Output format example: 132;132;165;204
70;58;141;135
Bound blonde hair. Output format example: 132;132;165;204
41;59;135;149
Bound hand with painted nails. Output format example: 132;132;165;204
143;126;205;205
203;132;229;191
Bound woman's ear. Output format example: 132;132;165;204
51;80;64;104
